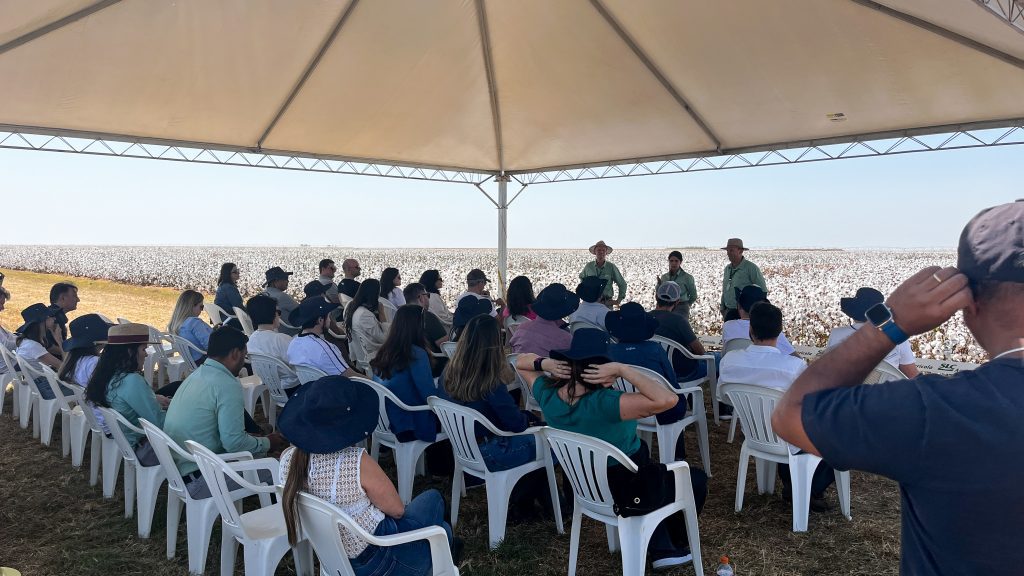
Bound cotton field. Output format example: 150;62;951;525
0;245;982;362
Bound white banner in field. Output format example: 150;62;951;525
698;335;979;375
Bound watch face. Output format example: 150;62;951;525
865;303;892;326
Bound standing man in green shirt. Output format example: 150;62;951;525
163;326;286;499
579;240;627;307
720;238;767;319
658;250;698;319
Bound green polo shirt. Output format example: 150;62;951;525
659;271;698;306
721;258;767;310
163;359;270;476
579;260;627;301
532;376;639;462
107;372;165;447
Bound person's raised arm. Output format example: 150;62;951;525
583;362;677;421
38;352;62;370
772;266;972;455
514;353;571;389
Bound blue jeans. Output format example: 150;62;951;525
351;489;453;576
35;376;73;400
478;435;536;472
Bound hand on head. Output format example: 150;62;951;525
582;362;620;387
887;266;972;336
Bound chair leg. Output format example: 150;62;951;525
485;475;511;550
70;415;88;469
735;444;750;512
396;445;417;504
655;426;677;465
567;505;583;576
727;415;738;443
766;461;778;494
789;457;815;532
835;470;852;520
166;494;183;559
124;462;137;519
544;456;565;534
755;458;769;494
61;411;72;456
102;441;122;499
696;412;712;477
187;502;219;575
220;529;239;576
18;384;32;428
683;506;705;576
137;469;165;538
606;524;619;553
32;396;41;438
450;464;464;528
89;430;102;486
616;519;648;576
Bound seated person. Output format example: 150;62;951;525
278;376;459;574
449;295;493;342
404;283;449;376
420;270;453;328
514;330;707;570
380;268;407;308
168;289;212;363
246;295;301;396
508;283;577;357
287;297;359;378
441;313;551;519
261;266;299;336
47;281;79;356
58;313;112;387
568;276;610;330
164;327;287;499
827;287;919;379
346;279;389;363
456;269;503;317
501;276;538;323
85;323;170;465
723;286;799;357
15;303;71;399
648;283;709;382
214;263;244;315
720;302;836;511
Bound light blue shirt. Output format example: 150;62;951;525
179;316;211;361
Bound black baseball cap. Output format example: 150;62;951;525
958;200;1024;285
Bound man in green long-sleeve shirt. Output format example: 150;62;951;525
164;327;286;498
659;250;698;319
720;238;767;319
579;240;627;306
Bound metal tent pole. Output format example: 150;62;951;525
497;174;509;298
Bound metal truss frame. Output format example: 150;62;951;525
518;122;1024;184
976;0;1024;33
0;126;492;185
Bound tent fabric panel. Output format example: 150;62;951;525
485;0;716;172
263;0;500;171
0;0;346;146
880;0;1024;62
601;0;1024;151
0;0;94;47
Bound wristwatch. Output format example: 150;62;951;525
864;302;909;345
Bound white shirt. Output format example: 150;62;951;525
720;344;807;392
386;287;406;308
722;319;796;356
352;307;388;361
0;325;16;374
569;301;609;329
16;338;48;370
827;323;915;370
456;291;498;317
73;355;99;387
428;293;453;327
287;333;349;376
248;329;300;389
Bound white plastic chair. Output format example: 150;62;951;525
378;297;399;323
0;345;26;422
506;353;540;411
650;334;720;422
233;306;256;336
117;317;132;324
204;303;233;326
721;382;851;532
249;353;299;429
16;357;62;444
170;334;205;374
440;340;458;359
96;407;168;537
186;441;302;576
865;361;908;384
542;428;704;576
66;384;104;485
613;365;711;476
361;377;448;504
429;398;563;549
96;313;117;324
141;419;262;575
295;491;458;576
145;327;185;387
294;364;328;385
721;337;752;357
345;329;372;376
40;365;80;458
568;319;605;334
239;374;268;418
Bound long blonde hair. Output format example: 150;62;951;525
443;314;513;402
168;290;204;334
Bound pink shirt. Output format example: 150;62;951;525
509;318;571;357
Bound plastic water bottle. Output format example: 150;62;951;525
716;556;735;576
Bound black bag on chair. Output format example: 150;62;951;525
610;462;675;517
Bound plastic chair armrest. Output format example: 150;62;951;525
227;457;281;490
220;451;255;462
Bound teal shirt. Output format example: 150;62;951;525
107;372;165;447
163;359;270;475
659;270;698;306
532;376;640;460
721;258;767;310
579;260;627;301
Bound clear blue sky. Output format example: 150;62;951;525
1;144;1019;249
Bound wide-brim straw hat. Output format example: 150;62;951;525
721;238;747;250
277;376;378;454
589;240;613;255
102;323;159;346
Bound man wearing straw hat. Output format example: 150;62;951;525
720;238;766;320
579;240;627;307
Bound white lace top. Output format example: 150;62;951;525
280;446;385;558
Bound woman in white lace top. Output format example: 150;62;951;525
279;376;457;576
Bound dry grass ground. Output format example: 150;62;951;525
0;269;902;575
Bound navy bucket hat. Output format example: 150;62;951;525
550;329;611;364
840;287;885;322
276;376;378;454
63;313;113;352
605;302;659;343
532;283;580;321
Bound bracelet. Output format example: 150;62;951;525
533;357;546;372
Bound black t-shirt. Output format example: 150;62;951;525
338;278;361;298
803;359;1024;575
424;310;447;352
650;309;698;378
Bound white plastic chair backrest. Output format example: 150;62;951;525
278;318;300;332
542;428;635;517
16;355;48;395
357;377;428;438
40;365;76;412
378;297;398;323
295;491;457;576
649;334;705;376
204;303;231;325
0;345;23;382
232;307;255;336
140;418;192;496
339;293;354;309
719;382;787;456
295;364;329;385
117;317;132;325
146;326;170;360
440;341;458;359
96;406;141;463
249;353;296;404
865;361;908;384
67;383;103;431
186;442;248;534
569;319;604;334
722;338;753;357
427;398;488;473
170;335;203;372
611;365;682;409
96;313;116;325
